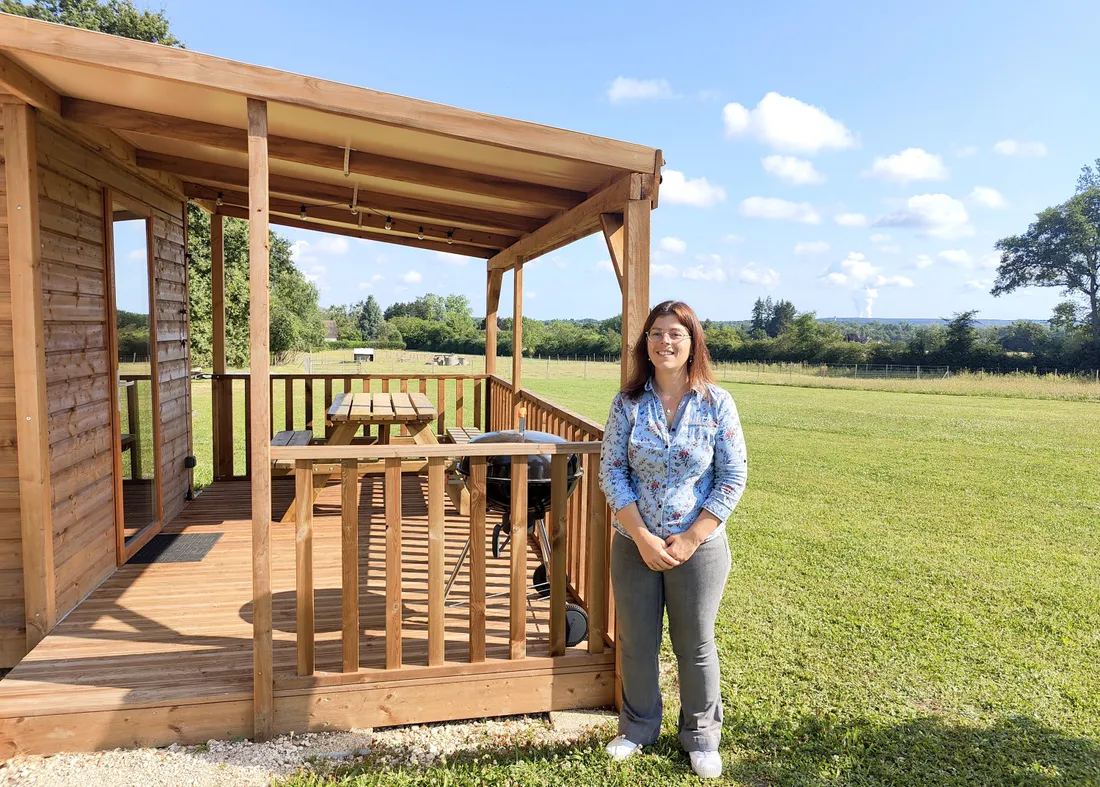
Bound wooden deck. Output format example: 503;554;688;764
0;477;614;757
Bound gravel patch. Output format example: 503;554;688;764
0;711;618;787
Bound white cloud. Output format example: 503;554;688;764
968;186;1008;209
994;140;1047;157
608;77;673;103
740;196;821;224
661;169;726;207
835;213;869;228
737;263;780;288
652;263;680;278
723;92;857;154
125;248;146;261
596;259;615;274
938;249;972;266
870;233;891;243
819;252;913;317
964;278;994;292
721;234;744;244
875;193;973;239
401;270;422;284
357;273;384;290
863;148;948;183
978;252;1001;270
290;237;349;273
682;264;727;282
878;245;901;254
912;254;934;269
659;236;687;254
794;241;830;255
433;251;470;266
955;145;979;158
761;155;826;186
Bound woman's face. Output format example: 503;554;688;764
646;315;692;376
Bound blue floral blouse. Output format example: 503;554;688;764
599;380;748;543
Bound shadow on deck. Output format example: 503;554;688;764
0;478;614;757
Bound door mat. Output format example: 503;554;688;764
130;533;223;564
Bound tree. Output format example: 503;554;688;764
358;296;384;340
749;297;771;337
767;299;797;337
993;187;1100;340
1077;158;1100;193
1049;301;1081;335
1;0;181;44
943;310;979;360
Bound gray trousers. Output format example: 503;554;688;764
611;531;731;752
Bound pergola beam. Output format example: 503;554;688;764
599;212;625;291
0;52;60;115
488;174;653;273
62;99;587;210
157;154;543;235
214;204;494;258
485;269;503;376
620;199;651;387
205;186;508;249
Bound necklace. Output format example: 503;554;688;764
655;382;685;416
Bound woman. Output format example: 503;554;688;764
599;300;748;780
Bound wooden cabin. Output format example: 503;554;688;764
0;14;659;757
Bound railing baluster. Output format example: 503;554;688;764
399;378;409;436
126;382;141;479
586;463;607;655
428;456;445;666
285;377;294;431
381;377;390;393
469;456;487;662
456;378;464;428
510;456;528;660
305;377;314;433
549;454;567;657
243;377;252;479
473;379;482;430
295;459;315;675
385;457;402;669
324;378;334;439
437;377;446;437
341;458;359;673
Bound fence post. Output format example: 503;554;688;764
917;365;921;379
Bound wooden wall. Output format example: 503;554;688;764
0;122;29;668
36;120;189;623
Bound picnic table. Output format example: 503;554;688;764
280;391;438;522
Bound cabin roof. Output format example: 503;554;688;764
0;13;661;261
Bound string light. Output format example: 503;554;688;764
446;231;454;245
417;226;425;240
384;216;392;231
215;192;224;207
300;205;307;220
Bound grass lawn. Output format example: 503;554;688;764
251;375;1100;785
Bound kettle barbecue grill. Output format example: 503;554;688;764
451;428;589;647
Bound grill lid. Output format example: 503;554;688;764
457;430;582;482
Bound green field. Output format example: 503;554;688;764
184;357;1100;785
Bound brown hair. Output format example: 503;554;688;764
622;300;716;400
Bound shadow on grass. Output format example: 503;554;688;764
278;713;1099;786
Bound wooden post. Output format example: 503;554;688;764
468;457;487;662
427;456;445;666
211;214;232;480
4;102;55;651
512;265;523;424
247;98;274;741
549;455;567;657
385;457;403;669
485;268;502;376
620;199;651;387
295;459;314;676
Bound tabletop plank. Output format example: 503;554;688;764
327;393;351;422
348;392;372;421
390;392;417;422
409;392;437;420
372;392;394;419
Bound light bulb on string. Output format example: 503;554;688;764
384;216;392;231
300;205;307;220
215;192;224;207
446;231;454;245
417;226;425;240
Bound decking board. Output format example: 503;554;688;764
0;476;608;756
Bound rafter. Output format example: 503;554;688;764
214;204;494;258
200;186;508;249
150;152;543;235
0;52;60;115
62;99;587;210
599;212;625;291
488;174;653;272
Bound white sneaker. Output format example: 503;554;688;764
605;734;640;761
689;750;722;779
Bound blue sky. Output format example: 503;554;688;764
157;0;1099;323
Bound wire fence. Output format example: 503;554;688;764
714;361;1100;382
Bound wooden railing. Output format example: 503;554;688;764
265;440;608;681
120;373;149;479
210;373;487;481
486;374;615;652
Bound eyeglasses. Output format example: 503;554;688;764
646;329;690;343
